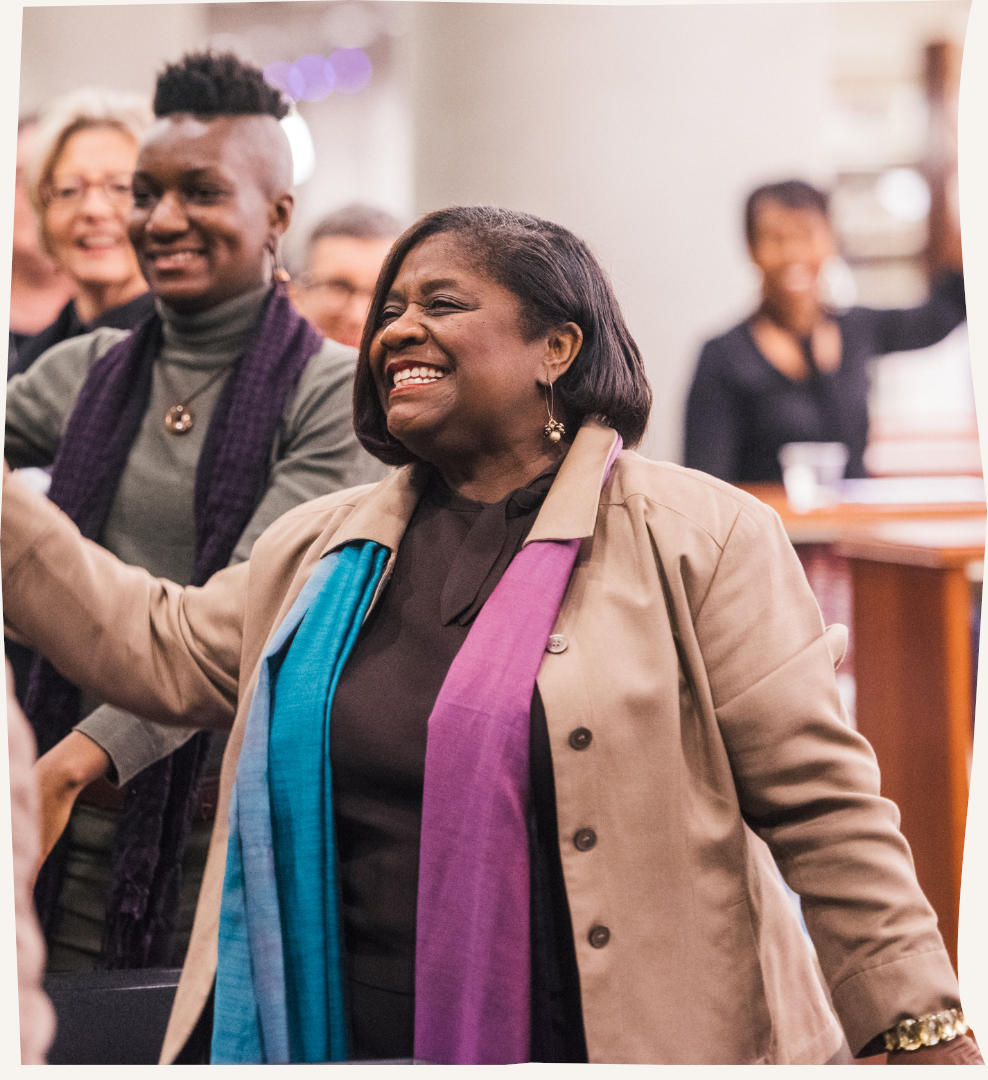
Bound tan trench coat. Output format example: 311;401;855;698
1;420;960;1064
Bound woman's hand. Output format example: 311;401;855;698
886;1034;982;1065
32;731;112;874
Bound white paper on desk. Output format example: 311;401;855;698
840;476;987;505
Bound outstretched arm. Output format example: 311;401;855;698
2;467;244;730
867;270;967;356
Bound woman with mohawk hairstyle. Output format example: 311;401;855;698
6;50;383;974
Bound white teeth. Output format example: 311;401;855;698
153;251;202;264
392;366;446;388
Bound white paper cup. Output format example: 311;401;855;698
778;441;849;512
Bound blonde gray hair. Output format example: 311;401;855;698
29;87;151;247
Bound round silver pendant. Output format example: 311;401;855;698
165;404;195;434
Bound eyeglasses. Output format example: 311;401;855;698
42;174;134;210
296;275;374;313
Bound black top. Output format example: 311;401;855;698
8;291;156;378
329;465;586;1062
683;271;967;483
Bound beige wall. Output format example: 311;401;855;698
18;5;209;113
14;1;969;464
406;2;837;462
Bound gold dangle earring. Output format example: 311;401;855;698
543;379;565;443
269;240;291;285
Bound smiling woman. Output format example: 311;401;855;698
5;52;383;984
683;178;967;482
129;112;292;314
4;203;978;1065
365;232;583;499
9;88;155;375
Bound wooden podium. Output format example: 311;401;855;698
837;517;982;968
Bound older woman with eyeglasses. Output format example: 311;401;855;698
10;88;154;376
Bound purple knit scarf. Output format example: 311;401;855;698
414;435;621;1063
27;285;322;967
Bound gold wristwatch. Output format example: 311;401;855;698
882;1008;968;1052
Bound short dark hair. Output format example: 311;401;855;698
744;179;830;246
308;203;403;247
352;205;652;465
153;51;289;120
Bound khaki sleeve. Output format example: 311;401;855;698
2;472;243;729
691;501;959;1055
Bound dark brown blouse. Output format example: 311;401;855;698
329;465;586;1061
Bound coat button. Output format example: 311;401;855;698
588;925;610;949
546;634;567;654
574;828;597;851
568;727;592;750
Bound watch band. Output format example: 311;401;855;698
883;1008;968;1052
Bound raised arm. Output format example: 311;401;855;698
2;468;245;729
866;270;967;356
61;339;386;795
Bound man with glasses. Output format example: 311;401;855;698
290;203;401;348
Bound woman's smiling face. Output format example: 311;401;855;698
128;114;289;313
42;125;143;295
368;233;555;469
748;197;835;304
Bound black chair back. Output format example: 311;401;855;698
43;967;181;1065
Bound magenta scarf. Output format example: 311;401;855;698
414;435;622;1063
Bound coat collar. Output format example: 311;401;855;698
319;418;621;558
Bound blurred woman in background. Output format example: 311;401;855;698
8;115;75;368
683;179;966;483
10;88;154;376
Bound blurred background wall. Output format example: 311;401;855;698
15;0;973;465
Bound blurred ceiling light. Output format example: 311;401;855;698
321;3;381;48
265;49;373;105
875;168;931;223
264;61;299;100
294;53;337;102
280;111;316;187
330;48;373;95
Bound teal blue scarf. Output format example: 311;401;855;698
210;435;618;1064
211;540;388;1064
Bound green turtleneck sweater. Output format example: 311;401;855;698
5;285;386;781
